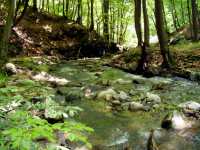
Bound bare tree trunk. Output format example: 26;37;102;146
134;0;142;47
103;0;109;41
180;0;185;24
63;0;65;16
90;0;94;31
33;0;37;11
13;0;29;26
0;0;16;67
187;0;193;38
155;0;173;68
77;0;82;24
65;0;69;17
142;0;150;46
191;0;199;41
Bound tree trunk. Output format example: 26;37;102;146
103;0;109;41
13;0;29;26
134;0;142;47
180;0;185;24
187;0;193;38
77;0;82;24
142;0;150;46
191;0;199;41
89;0;94;31
136;43;148;73
0;0;16;67
170;0;178;31
65;0;69;17
155;0;173;68
63;0;65;16
33;0;37;11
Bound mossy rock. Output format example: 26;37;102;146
56;87;84;102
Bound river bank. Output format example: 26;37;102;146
1;56;200;150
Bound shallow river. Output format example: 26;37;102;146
51;59;200;150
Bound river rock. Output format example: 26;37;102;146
97;88;118;101
121;103;129;111
179;101;200;118
5;63;18;75
122;101;146;111
114;78;132;84
57;87;83;102
179;101;200;111
144;92;161;105
32;71;70;86
161;111;193;130
111;100;121;106
118;91;131;102
147;130;159;150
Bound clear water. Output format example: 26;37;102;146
51;59;200;150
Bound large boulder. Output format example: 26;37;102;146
4;63;18;75
179;101;200;118
161;111;193;130
179;101;200;112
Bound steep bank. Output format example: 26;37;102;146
6;9;119;58
109;42;200;82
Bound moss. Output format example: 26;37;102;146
124;49;141;63
12;57;50;72
170;41;200;53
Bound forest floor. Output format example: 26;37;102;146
1;9;200;150
9;9;114;59
109;41;200;82
6;9;200;81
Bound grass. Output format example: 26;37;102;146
170;40;200;53
0;71;7;86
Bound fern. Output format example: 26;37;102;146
0;110;93;150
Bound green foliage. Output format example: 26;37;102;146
52;121;94;148
124;49;141;63
65;106;83;117
0;110;93;150
0;86;22;105
0;71;7;85
43;96;84;119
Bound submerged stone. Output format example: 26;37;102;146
97;88;118;101
57;87;83;102
147;130;159;150
114;78;132;84
126;102;145;111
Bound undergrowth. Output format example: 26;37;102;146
0;110;93;150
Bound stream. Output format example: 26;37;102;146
49;59;200;150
